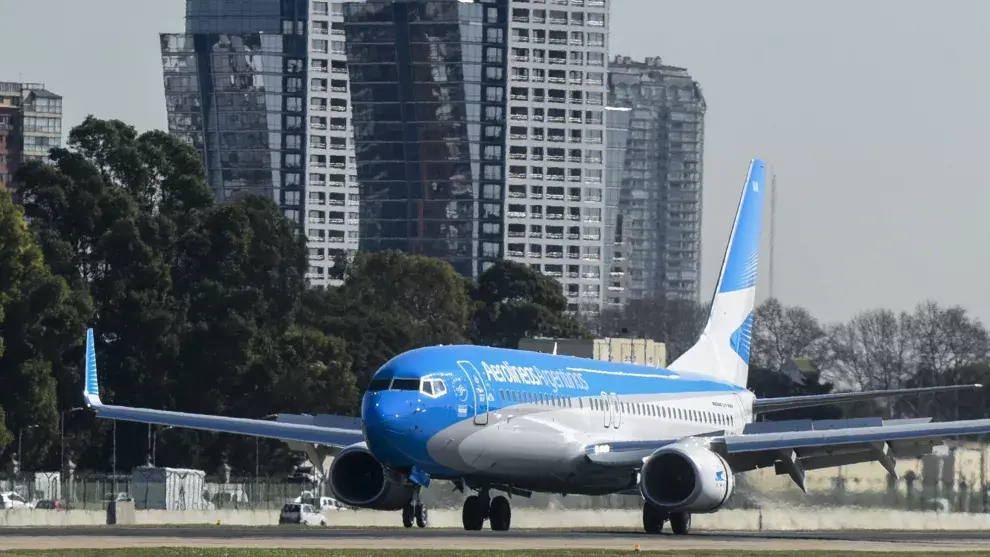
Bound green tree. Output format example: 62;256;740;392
0;188;89;468
0;277;7;452
15;116;359;475
471;259;587;348
302;250;471;390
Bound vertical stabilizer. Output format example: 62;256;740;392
667;159;766;387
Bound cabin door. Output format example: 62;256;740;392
457;361;489;426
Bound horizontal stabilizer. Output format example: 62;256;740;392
753;384;983;414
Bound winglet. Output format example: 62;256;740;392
82;328;103;408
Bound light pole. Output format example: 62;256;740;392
259;414;278;501
111;420;117;497
61;407;85;476
18;425;37;473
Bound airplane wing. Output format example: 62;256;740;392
752;384;983;414
81;329;364;448
583;415;990;492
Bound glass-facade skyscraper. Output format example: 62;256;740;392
160;0;360;287
342;0;509;278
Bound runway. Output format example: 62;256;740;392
3;526;990;552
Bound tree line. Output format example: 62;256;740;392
1;116;988;478
0;117;586;477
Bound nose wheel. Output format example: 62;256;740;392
462;489;511;531
402;487;429;528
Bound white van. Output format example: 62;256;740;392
295;494;347;511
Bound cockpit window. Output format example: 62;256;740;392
420;377;447;398
367;378;391;392
391;378;420;391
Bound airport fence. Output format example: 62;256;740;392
2;469;988;513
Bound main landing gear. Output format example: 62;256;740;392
402;487;429;528
462;488;511;531
642;501;692;535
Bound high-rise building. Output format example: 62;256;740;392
608;56;705;303
504;0;610;314
342;0;509;278
160;0;359;287
342;0;612;307
0;82;63;191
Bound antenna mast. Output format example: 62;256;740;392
768;171;777;300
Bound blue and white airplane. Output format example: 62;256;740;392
82;158;987;534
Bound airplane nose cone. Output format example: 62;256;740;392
364;391;419;425
362;391;421;466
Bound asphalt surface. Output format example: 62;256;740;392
4;526;990;552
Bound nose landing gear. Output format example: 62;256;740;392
402;486;429;528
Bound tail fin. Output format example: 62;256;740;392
667;159;767;387
82;328;103;407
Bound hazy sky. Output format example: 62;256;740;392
2;0;988;326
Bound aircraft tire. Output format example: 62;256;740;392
489;495;511;531
462;495;485;530
669;511;692;535
402;503;415;528
642;503;666;534
416;503;429;528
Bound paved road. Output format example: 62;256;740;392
3;526;990;552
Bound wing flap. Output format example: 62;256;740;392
582;417;984;475
721;418;990;454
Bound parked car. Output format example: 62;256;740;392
0;492;33;509
295;495;347;511
33;499;64;510
278;503;326;526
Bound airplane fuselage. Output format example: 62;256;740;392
361;344;755;495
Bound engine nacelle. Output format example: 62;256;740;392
328;442;415;511
639;439;734;514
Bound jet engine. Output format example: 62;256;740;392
639;439;734;513
328;442;415;510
